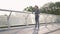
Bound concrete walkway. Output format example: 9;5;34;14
0;23;60;34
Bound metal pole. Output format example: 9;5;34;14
7;11;12;34
0;9;32;14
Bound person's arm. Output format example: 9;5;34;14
37;9;40;14
32;9;35;14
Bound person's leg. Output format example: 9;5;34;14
33;15;39;34
33;15;37;34
37;16;39;29
35;15;39;29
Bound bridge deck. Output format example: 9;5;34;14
0;23;60;34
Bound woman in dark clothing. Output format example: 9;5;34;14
32;5;40;29
32;5;40;34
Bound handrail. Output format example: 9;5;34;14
0;9;32;14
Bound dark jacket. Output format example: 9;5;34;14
32;8;40;14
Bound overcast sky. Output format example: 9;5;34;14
0;0;60;11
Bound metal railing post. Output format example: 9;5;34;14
7;11;12;34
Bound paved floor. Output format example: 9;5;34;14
0;23;60;34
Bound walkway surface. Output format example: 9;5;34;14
0;23;60;34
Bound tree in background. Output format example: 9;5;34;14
40;2;60;15
24;2;60;15
24;6;34;12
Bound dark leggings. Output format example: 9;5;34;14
35;14;39;29
33;14;40;34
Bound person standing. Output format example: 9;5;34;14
32;5;40;34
